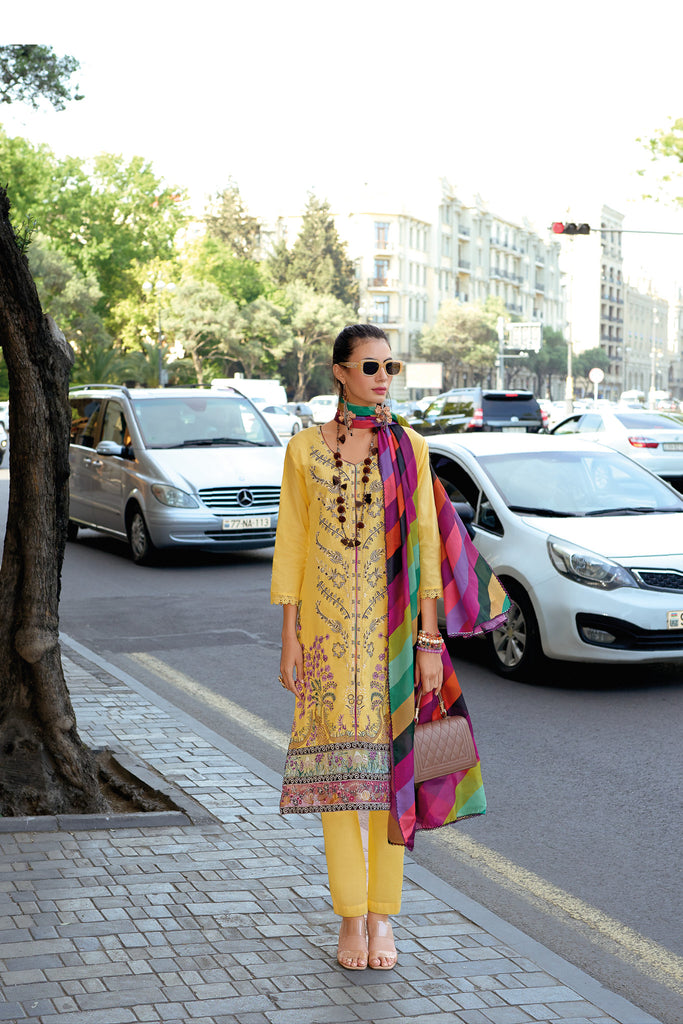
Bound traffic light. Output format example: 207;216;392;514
552;222;590;235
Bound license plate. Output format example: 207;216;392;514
667;610;683;629
502;426;527;432
662;443;683;451
222;516;271;531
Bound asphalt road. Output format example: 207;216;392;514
1;468;682;1024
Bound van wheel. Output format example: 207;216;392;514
67;520;79;541
291;422;300;434
488;581;544;682
128;506;156;565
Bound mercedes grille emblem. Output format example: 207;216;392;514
237;489;255;507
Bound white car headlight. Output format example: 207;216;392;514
151;484;199;508
547;536;637;590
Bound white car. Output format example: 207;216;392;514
551;408;683;483
0;422;7;466
308;394;338;424
428;433;683;680
256;404;302;438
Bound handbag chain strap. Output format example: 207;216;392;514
414;684;448;724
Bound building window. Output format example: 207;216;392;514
374;296;390;323
375;221;390;249
374;259;389;285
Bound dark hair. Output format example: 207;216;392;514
332;323;390;397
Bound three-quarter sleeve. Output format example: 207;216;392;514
411;430;443;600
270;436;310;605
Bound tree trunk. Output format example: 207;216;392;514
0;187;106;816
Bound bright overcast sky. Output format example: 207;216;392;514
4;0;683;288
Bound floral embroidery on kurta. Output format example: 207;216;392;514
271;427;444;816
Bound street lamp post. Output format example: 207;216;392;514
142;277;176;386
649;309;659;409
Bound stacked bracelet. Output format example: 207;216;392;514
416;629;444;653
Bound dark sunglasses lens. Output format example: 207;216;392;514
361;361;380;375
386;361;401;375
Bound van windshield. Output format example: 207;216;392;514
131;395;279;448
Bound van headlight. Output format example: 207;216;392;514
151;484;199;508
547;536;637;590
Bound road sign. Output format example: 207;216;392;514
588;367;605;384
505;322;542;352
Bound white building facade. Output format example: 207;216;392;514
271;182;564;365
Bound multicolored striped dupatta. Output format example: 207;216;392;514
340;404;510;849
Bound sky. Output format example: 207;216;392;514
3;0;683;291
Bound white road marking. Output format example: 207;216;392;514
129;651;290;752
435;829;683;994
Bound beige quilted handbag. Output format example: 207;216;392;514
413;687;477;784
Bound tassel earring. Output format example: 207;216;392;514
342;383;353;436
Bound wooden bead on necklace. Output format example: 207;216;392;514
334;423;378;548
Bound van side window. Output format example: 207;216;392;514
70;398;103;449
101;402;131;447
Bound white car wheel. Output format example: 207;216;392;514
489;583;544;682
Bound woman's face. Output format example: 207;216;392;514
334;338;393;408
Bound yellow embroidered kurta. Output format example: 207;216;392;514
271;426;443;814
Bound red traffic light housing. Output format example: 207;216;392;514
552;222;590;235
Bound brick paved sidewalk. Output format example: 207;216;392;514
0;639;660;1024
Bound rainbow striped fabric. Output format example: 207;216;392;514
346;408;510;849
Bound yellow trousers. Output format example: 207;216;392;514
321;809;405;917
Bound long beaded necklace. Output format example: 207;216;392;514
332;420;378;549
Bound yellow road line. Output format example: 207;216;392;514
435;828;683;994
130;650;683;995
129;652;290;752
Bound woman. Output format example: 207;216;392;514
271;324;508;972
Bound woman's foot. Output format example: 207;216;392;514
367;912;397;970
336;915;368;970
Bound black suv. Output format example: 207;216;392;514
409;387;546;436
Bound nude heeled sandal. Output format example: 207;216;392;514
336;915;368;970
367;915;397;970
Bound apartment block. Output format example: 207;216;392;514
623;281;669;397
271;181;564;362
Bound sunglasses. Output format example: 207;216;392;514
339;358;404;376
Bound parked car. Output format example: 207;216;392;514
0;422;7;466
68;385;286;564
550;408;683;484
286;401;314;427
0;401;8;432
428;432;683;680
409;387;546;435
255;403;302;438
308;394;338;424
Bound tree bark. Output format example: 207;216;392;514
0;186;106;815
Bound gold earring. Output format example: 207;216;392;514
342;383;352;435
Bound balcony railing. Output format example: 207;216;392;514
367;277;398;289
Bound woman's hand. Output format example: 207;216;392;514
415;648;443;693
280;634;304;696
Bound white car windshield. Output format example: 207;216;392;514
132;395;278;448
478;450;683;517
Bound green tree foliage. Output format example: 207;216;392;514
280;194;359;307
29;238;109;349
164;279;242;386
205;180;261;258
524;328;568;396
0;45;82;110
0;128;188;329
418;300;497;386
639;117;683;203
574;346;610;382
232;295;289;378
188;235;265;306
281;282;356;400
